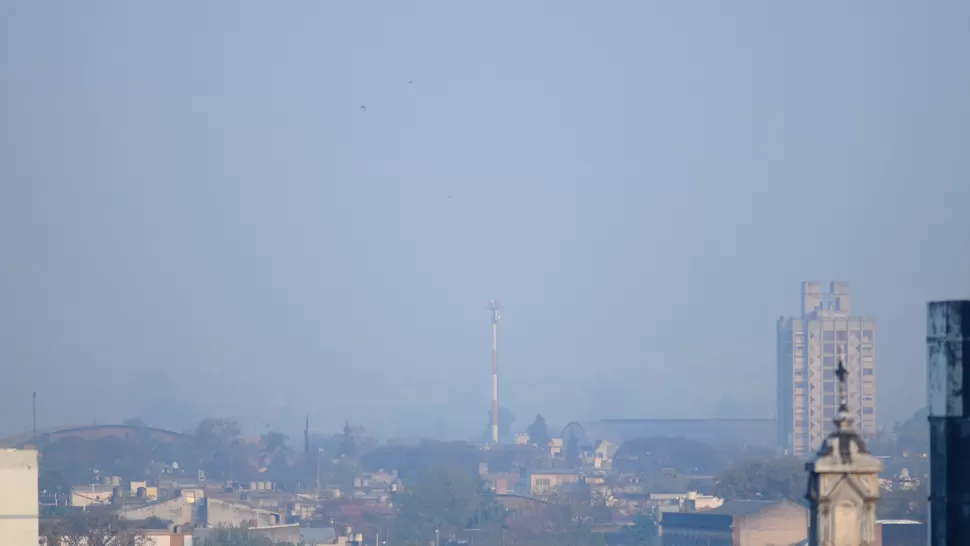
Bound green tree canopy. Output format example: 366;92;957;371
527;415;551;447
714;456;806;501
396;464;506;544
565;434;581;468
614;436;724;475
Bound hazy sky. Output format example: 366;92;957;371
1;2;968;441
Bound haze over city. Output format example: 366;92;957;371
2;1;969;442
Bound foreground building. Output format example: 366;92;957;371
805;354;882;546
778;281;876;456
927;300;970;546
659;499;808;546
0;448;39;546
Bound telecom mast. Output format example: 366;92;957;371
486;299;502;444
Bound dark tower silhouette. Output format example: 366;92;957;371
342;420;356;458
304;413;310;455
927;300;970;546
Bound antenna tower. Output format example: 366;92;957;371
486;299;502;444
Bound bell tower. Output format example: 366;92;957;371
806;347;883;546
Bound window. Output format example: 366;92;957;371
795;381;806;389
824;331;835;342
535;478;551;488
824;343;835;354
863;369;874;376
863;408;874;415
824;356;835;367
836;331;848;342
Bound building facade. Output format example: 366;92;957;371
0;449;39;546
660;499;808;546
926;300;970;546
778;281;876;456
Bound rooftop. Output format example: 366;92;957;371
529;469;580;476
701;500;777;518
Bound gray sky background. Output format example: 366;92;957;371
1;2;968;440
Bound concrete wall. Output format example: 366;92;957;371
118;497;192;526
736;501;808;546
0;449;39;546
529;472;579;495
206;498;281;528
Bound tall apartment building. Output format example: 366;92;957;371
777;281;876;456
0;449;39;546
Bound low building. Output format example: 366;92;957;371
0;449;39;546
117;497;195;526
548;438;563;458
70;484;116;508
660;499;808;546
132;530;194;546
206;497;283;527
528;469;580;496
648;491;723;512
300;527;348;546
877;519;927;546
116;496;282;528
195;524;299;544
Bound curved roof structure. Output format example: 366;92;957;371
0;424;188;448
560;421;590;448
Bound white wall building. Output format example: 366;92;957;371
777;281;876;456
0;449;39;546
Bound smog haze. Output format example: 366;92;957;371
1;1;969;440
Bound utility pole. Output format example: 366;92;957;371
486;299;502;444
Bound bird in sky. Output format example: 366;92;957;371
360;105;366;112
408;80;414;84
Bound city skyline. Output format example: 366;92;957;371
2;2;969;439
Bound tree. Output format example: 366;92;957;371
714;456;806;501
616;515;659;546
41;514;150;546
195;417;242;450
614;436;724;475
527;415;551;448
360;440;482;481
333;456;362;494
396;465;490;543
196;526;291;545
879;483;928;520
261;431;288;452
565;434;580;468
341;421;357;458
482;407;516;443
194;417;242;480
